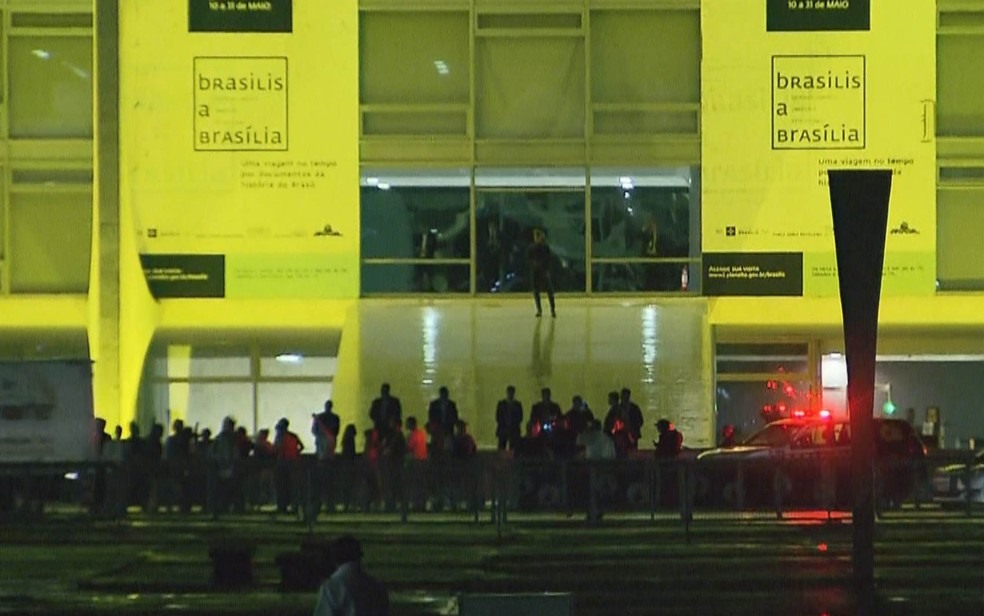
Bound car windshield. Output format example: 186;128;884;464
742;423;797;447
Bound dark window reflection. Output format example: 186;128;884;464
361;187;470;259
591;187;691;259
592;263;690;293
476;191;586;293
716;381;812;444
362;264;470;293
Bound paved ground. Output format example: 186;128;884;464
2;507;984;616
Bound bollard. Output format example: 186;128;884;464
651;461;661;520
678;460;694;533
964;455;975;517
587;464;601;526
773;467;785;521
736;463;746;511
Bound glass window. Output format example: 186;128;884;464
363;263;470;294
257;382;334;450
590;168;696;293
591;10;699;105
716;342;811;377
476;190;586;293
360;178;470;260
259;355;338;378
360;168;471;295
592;262;687;293
9;190;91;293
9;36;93;139
189;355;252;378
476;38;585;139
715;380;815;444
183;382;255;436
590;179;691;259
590;10;700;135
937;187;984;290
360;12;469;105
938;35;984;136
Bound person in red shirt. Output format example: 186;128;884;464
406;416;428;461
273;418;304;514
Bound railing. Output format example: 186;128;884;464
1;449;981;526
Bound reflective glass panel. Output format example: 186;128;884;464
476;191;586;293
9;36;93;138
361;171;470;260
591;186;691;259
257;382;333;450
182;382;255;435
715;380;815;444
362;264;470;294
592;263;690;293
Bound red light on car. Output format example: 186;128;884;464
784;384;796;397
819;409;831;419
817;543;828;552
777;402;788;414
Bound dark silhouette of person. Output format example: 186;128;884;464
369;384;402;434
92;418;112;512
319;399;342;438
603;391;632;457
529;387;562;437
602;391;620;435
341;425;358;459
427;386;459;455
452;420;477;459
209;416;239;515
313;535;390;616
93;417;111;457
654;419;683;458
564;395;595;435
526;227;556;317
495;385;523;451
619;388;644;450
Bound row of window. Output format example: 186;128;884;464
360;168;699;294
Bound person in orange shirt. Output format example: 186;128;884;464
405;416;428;512
406;416;428;461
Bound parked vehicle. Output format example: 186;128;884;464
697;417;926;509
932;450;984;507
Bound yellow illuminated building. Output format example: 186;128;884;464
1;0;983;448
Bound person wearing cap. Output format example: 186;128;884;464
313;535;389;616
654;418;683;458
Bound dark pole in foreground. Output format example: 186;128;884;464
827;169;892;616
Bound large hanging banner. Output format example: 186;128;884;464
701;0;936;297
121;0;359;298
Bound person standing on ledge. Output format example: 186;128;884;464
526;227;556;317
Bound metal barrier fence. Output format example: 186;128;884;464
1;449;981;525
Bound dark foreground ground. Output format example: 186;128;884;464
2;508;984;616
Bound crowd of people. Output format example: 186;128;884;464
88;382;683;516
